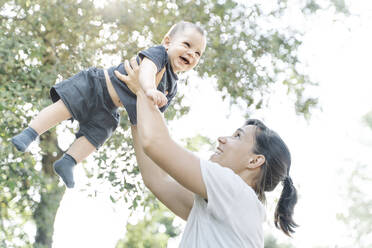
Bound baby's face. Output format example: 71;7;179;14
164;28;206;73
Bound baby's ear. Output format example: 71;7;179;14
162;35;171;49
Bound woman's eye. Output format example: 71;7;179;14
184;42;190;47
196;52;201;56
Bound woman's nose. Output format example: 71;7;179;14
218;136;227;144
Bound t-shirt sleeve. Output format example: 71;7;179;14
138;45;167;73
200;159;260;219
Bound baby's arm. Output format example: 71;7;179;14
139;58;167;108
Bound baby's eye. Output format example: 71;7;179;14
196;52;201;57
234;133;240;138
183;42;190;47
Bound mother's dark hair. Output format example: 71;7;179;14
246;119;298;237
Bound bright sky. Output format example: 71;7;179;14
52;1;372;247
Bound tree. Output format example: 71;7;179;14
1;0;346;246
1;0;103;246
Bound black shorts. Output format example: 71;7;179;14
50;67;120;149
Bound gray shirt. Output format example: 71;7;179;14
179;159;266;248
107;45;178;125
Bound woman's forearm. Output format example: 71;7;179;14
131;126;168;188
136;74;207;199
131;125;194;220
136;90;170;150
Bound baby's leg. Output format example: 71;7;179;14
53;136;96;188
11;100;71;152
30;99;72;135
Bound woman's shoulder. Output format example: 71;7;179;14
203;160;263;201
200;159;253;199
201;159;247;188
200;159;266;221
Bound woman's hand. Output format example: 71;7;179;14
114;57;141;94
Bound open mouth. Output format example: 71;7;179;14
180;56;190;65
215;147;223;155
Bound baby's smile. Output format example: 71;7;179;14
180;56;190;64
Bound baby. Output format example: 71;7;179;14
12;21;207;188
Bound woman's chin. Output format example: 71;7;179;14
209;154;219;163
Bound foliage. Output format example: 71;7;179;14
264;234;294;248
115;194;181;248
183;134;215;152
337;163;372;247
363;110;372;130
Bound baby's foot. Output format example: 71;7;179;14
11;127;38;152
53;154;77;188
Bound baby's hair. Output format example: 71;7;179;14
162;21;206;43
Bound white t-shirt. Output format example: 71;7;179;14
179;159;266;248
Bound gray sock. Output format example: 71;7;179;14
11;127;39;152
53;154;77;188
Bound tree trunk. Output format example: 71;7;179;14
33;131;65;248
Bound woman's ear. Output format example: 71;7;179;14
247;155;265;169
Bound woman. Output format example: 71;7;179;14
115;59;298;247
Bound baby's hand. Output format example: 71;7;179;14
145;89;168;108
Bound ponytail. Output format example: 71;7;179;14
246;119;299;236
274;176;298;236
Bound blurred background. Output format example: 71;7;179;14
1;0;371;247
